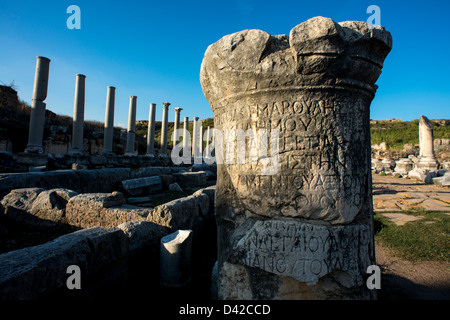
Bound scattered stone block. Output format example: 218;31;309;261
121;176;162;196
147;192;209;231
159;174;174;189
394;158;414;174
408;168;426;182
172;171;207;188
117;220;168;256
29;188;78;227
168;182;183;192
0;187;79;229
65;192;148;228
392;172;402;178
0;187;45;226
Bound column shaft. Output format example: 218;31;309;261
102;86;115;154
192;117;199;157
160;102;170;155
69;74;86;155
173;107;183;146
26;56;50;153
126;96;137;155
146;103;156;155
183;117;190;157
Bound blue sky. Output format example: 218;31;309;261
0;0;449;128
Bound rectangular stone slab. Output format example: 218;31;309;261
232;219;371;286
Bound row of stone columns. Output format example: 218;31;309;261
24;56;213;157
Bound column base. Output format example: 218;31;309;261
415;157;440;171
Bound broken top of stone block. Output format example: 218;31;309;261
161;229;192;250
201;16;392;106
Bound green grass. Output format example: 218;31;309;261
374;211;450;262
371;119;450;150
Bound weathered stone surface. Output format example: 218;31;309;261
381;158;395;172
29;188;78;226
172;171;207;188
232;219;370;286
147;192;209;231
117;220;168;255
0;187;79;229
408;168;426;182
395;158;414;174
168;182;183;192
201;16;391;299
193;185;216;219
201;19;391;224
0;227;128;300
0;188;45;226
121;176;162;196
65;192;147;228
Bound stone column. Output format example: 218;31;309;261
192;117;199;157
160;102;170;155
146;103;156;156
205;126;212;157
183;117;190;158
125;96;137;156
416;115;439;171
173;107;183;145
160;230;193;287
102;86;115;155
200;17;392;300
25;56;51;153
199;121;204;156
69;74;86;156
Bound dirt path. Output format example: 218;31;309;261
375;241;450;299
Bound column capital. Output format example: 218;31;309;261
194;116;199;121
174;107;183;113
162;102;171;108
